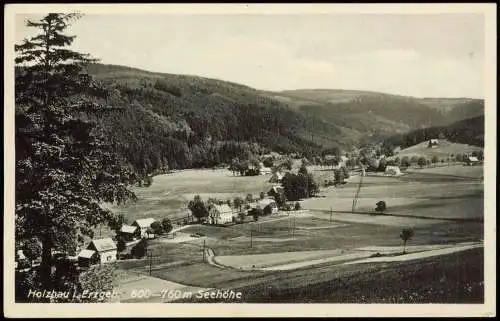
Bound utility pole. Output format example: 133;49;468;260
330;207;333;224
202;240;206;262
148;250;153;276
292;216;296;239
250;228;253;248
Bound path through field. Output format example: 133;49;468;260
210;241;483;272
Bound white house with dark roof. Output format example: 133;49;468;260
132;218;156;237
208;204;234;225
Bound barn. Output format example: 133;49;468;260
385;165;402;176
132;218;156;238
78;238;117;266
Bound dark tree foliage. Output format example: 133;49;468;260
15;13;137;288
383;115;484;149
281;172;318;201
161;218;173;234
188;195;208;223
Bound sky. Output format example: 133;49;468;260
14;13;485;98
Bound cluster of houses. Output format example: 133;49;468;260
76;217;158;267
206;186;282;225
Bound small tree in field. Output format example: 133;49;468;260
294;202;301;211
400;228;415;254
188;195;208;223
259;192;265;200
246;193;253;203
375;201;386;213
161;218;173;234
150;221;164;236
131;238;148;258
417;156;427;168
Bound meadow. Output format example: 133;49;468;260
106;168;276;224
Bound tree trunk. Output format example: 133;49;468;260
40;238;53;288
403;240;407;255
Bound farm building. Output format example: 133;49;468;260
385;165;402;176
132;218;156;237
268;185;285;198
269;172;284;183
78;238;117;267
260;166;272;175
428;139;439;148
208;204;234;225
258;198;278;215
119;225;140;241
465;156;480;166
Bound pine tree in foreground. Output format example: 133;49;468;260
15;13;137;294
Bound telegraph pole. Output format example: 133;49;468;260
148;250;153;276
202;240;206;262
292;216;296;239
250;228;253;248
330;207;333;224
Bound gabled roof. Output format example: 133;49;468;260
259;198;276;208
211;204;232;214
269;186;284;194
467;156;479;162
133;218;156;228
271;172;283;179
120;225;138;234
89;238;117;252
78;249;96;259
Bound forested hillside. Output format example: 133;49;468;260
382;115;485;150
80;64;484;178
84;64;343;176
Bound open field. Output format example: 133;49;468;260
405;164;483;179
391;139;483;159
175;247;484;303
304;165;483;221
103;168;275;224
110;162;484;303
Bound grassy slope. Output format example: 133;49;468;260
393;139;483;159
178;247;484;303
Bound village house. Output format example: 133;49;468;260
260;166;272;175
77;238;117;267
208;204;234;225
132;218;156;238
428;139;439;148
119;224;140;241
385;165;402;176
465;155;480;166
267;185;285;199
258;198;279;215
269;171;284;183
